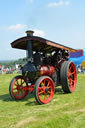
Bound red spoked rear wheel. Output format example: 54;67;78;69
9;75;28;100
34;76;55;104
68;62;77;92
60;61;77;93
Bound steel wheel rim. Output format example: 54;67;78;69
12;76;28;99
38;78;54;104
68;62;77;92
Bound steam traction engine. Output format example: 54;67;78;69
9;30;77;104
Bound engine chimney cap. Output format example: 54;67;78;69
25;30;34;36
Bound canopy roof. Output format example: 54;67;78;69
11;36;77;53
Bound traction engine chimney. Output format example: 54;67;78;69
26;30;34;62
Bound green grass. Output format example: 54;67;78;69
0;74;85;128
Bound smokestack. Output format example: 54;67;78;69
26;30;34;62
26;30;34;36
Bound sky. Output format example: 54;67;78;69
0;0;85;60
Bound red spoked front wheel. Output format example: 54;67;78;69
34;76;55;104
60;61;77;93
9;75;28;100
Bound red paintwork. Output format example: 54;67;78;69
68;62;77;92
23;85;34;93
12;76;35;100
12;76;28;100
40;65;55;76
9;30;78;104
37;77;54;104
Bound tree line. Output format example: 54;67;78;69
0;58;25;68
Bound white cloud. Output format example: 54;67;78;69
8;24;27;31
8;24;45;37
48;0;70;8
33;29;45;37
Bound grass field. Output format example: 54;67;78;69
0;74;85;128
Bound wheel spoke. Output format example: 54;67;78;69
69;65;73;71
14;84;17;86
38;87;42;90
69;83;72;88
38;90;44;95
21;79;24;85
18;90;19;96
69;68;71;73
47;82;50;87
13;88;17;90
41;80;45;87
47;87;51;89
22;81;25;85
16;80;19;85
68;71;74;76
14;90;19;96
39;92;44;98
44;93;48;100
71;72;75;75
71;79;74;82
21;90;23;96
48;91;51;94
69;79;74;86
41;82;44;87
68;78;74;83
44;94;47;100
21;79;22;85
43;80;45;86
